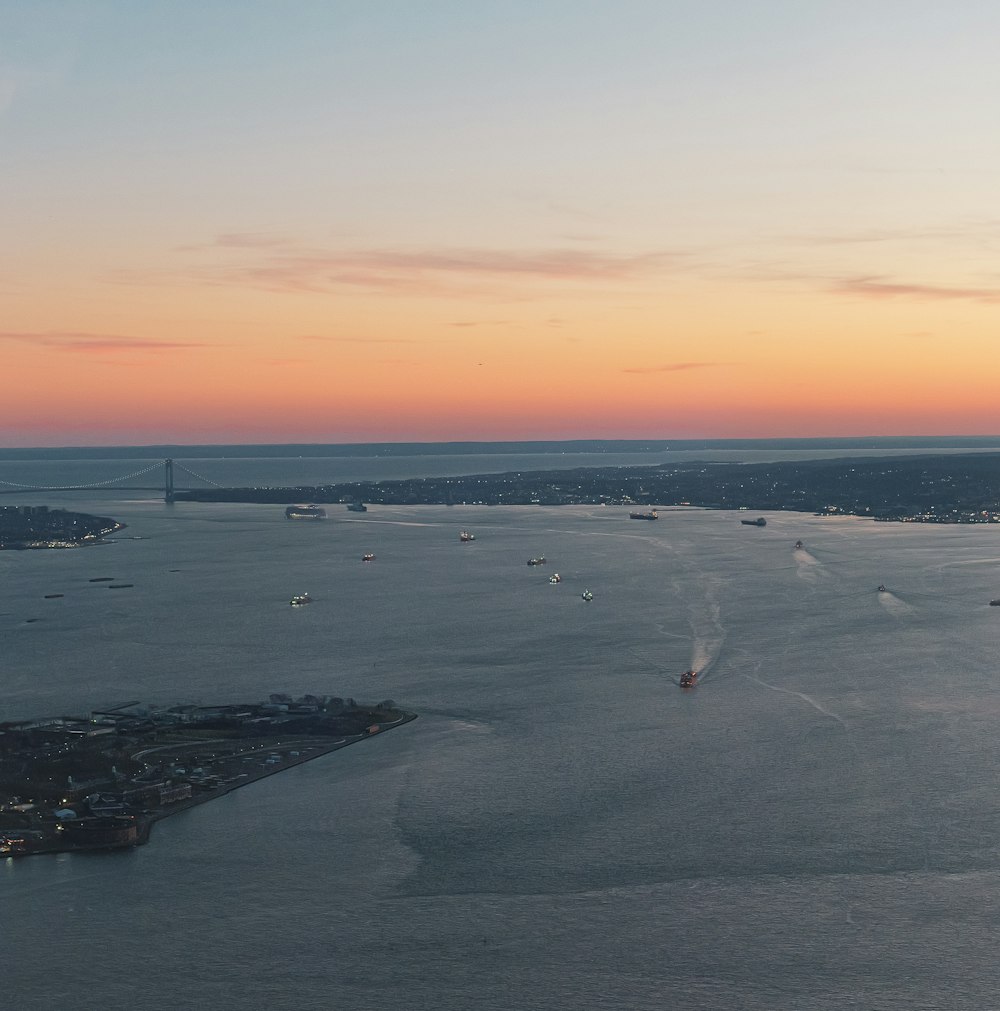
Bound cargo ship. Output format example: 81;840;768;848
629;510;658;520
741;517;767;527
679;670;698;689
285;504;326;520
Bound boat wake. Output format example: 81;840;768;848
743;672;851;734
878;592;914;617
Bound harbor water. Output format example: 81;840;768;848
4;452;1000;1009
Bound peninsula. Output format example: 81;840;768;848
0;695;416;857
0;505;124;549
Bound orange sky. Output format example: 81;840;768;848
3;2;1000;445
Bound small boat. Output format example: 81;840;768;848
549;573;561;584
460;530;475;542
990;599;1000;606
581;589;593;602
741;517;767;527
794;540;804;550
89;577;114;583
527;556;546;566
289;593;312;606
108;584;134;589
346;501;367;513
679;669;698;689
629;510;658;521
362;553;375;562
44;593;64;599
877;584;887;593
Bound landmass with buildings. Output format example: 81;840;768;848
0;695;415;857
0;505;124;549
172;453;1000;523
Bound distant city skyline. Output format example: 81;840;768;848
3;1;999;446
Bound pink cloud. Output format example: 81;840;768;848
161;244;683;296
622;362;724;374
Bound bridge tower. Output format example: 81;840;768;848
164;458;175;503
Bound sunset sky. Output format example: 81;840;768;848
3;1;999;446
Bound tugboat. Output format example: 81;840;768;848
289;593;312;606
459;530;475;542
527;556;546;566
629;509;658;520
679;669;698;689
549;573;561;584
794;540;804;550
362;553;375;562
741;517;767;527
581;589;593;602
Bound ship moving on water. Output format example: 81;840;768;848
629;509;658;521
581;589;593;602
741;516;767;527
289;593;312;606
679;669;698;689
285;504;326;520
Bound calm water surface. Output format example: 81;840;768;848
4;456;1000;1008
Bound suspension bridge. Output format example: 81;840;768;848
0;460;224;502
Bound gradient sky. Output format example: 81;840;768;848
3;1;999;446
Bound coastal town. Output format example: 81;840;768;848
0;695;415;857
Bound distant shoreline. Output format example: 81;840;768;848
168;451;1000;525
5;435;1000;460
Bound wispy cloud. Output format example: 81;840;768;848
296;334;417;344
622;362;724;375
159;244;683;296
174;232;292;253
832;276;1000;303
790;220;1000;247
0;331;211;353
449;320;510;328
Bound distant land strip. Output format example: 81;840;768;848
172;452;1000;523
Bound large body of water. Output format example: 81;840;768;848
5;450;1000;1008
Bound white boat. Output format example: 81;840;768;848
549;573;561;584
